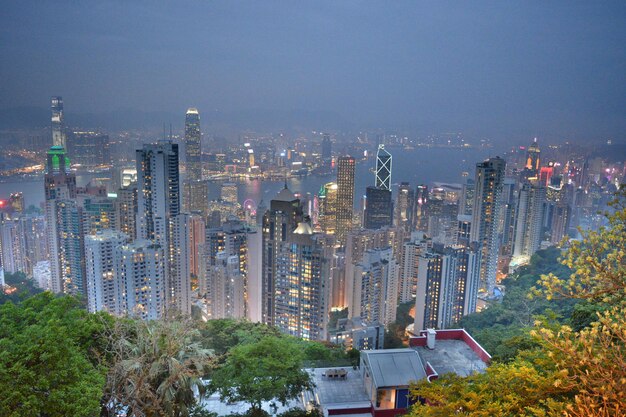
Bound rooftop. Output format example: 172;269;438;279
274;187;297;202
362;349;427;387
304;367;370;408
416;340;488;377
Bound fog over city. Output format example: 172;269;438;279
1;1;625;142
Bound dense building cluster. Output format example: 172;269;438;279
0;97;622;347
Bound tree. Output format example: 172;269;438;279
102;318;214;417
209;336;313;415
0;293;107;417
408;192;626;416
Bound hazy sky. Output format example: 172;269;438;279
1;1;624;140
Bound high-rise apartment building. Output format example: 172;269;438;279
262;188;329;340
398;232;432;303
349;247;399;326
136;141;180;244
204;252;246;319
336;156;355;246
414;243;481;330
115;184;138;240
51;96;66;148
117;240;166;320
512;183;546;259
85;230;129;315
470;157;506;293
0;219;26;273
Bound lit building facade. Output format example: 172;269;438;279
470;157;506;293
336;156;355;246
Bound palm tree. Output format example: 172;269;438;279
102;318;214;417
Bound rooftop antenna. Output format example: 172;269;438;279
169;123;173;141
163;123;167;140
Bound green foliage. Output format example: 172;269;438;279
459;247;576;362
202;318;282;356
384;301;415;348
0;292;107;417
209;336;314;411
0;271;43;305
103;318;214;417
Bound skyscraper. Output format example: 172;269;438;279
184;108;208;215
115;184;138;240
375;144;392;190
185;108;202;181
85;230;130;315
525;138;541;177
512;183;546;259
395;182;415;233
336;156;355;246
117;240;166;320
51;96;66;148
136;141;189;315
364;186;393;230
349;247;399;326
414;243;481;330
318;182;338;235
262;188;330;340
136;141;180;244
321;133;332;166
470;157;506;293
44;146;78;294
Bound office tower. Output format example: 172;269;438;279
398;232;432;303
456;215;472;245
470;157;506;293
318;182;338;235
85;230;129;315
375;144;392;190
512;183;546;259
185;108;202;180
395;182;414;233
51;96;66;148
349;247;399;326
67;132;110;168
44;146;78;294
116;184;138;240
458;178;475;217
414;243;481;330
117;240;166;320
336;156;355;245
221;182;238;204
330;251;346;309
184;108;207;215
414;185;429;231
136;141;180;244
321;133;332;163
0;219;26;273
364;186;393;230
525;138;541;177
205;252;246;319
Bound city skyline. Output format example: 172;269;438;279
0;2;624;142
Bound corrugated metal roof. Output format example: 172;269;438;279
362;349;427;387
